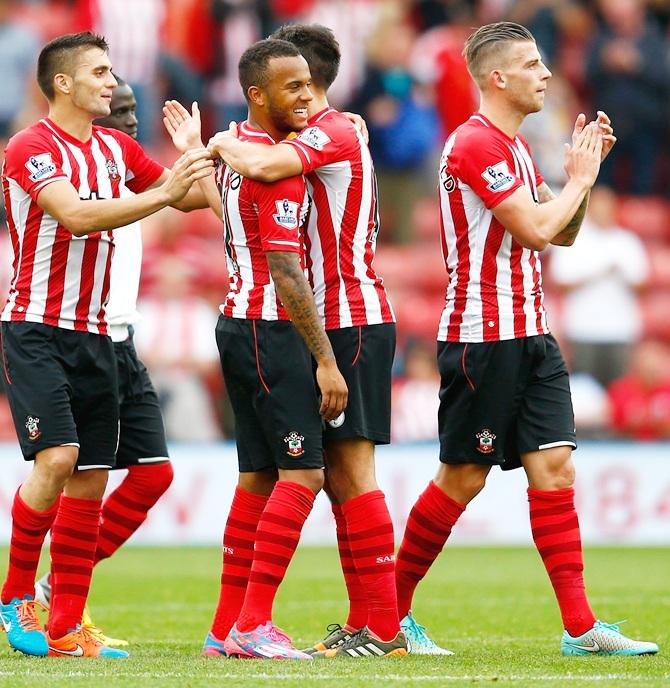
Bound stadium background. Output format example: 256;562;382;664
0;0;669;549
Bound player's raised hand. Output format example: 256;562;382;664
570;112;587;146
594;110;616;161
316;359;348;421
207;121;240;160
161;148;214;202
163;100;204;152
564;122;602;188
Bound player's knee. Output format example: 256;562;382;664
35;448;78;487
128;462;174;496
550;459;575;490
435;463;489;503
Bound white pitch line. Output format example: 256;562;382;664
0;672;666;682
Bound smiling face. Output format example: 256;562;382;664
66;47;117;118
259;55;313;135
494;41;552;115
94;83;138;138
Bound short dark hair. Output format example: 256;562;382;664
238;38;301;101
112;73;126;87
271;24;340;91
463;22;535;87
37;32;109;100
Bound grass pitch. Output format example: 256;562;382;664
0;546;667;687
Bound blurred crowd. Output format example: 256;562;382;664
1;0;670;442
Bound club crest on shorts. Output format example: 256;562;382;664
25;416;41;442
476;428;496;454
284;431;305;457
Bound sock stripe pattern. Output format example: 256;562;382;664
342;490;399;641
94;463;174;565
395;481;465;620
1;489;58;603
528;487;596;637
211;486;268;640
49;496;102;639
333;503;368;631
236;481;315;633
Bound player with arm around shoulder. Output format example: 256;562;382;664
392;21;657;657
202;24;406;659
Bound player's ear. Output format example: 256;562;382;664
491;69;506;90
247;85;265;107
53;73;72;97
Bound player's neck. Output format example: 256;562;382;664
247;112;281;143
307;92;329;117
478;99;525;140
47;102;94;143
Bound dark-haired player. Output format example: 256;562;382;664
0;31;211;658
165;37;348;660
205;24;407;659
33;76;174;649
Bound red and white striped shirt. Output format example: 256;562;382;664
219;121;308;321
1;118;163;334
437;114;549;343
283;107;395;330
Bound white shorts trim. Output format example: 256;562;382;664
538;441;577;451
77;464;111;471
136;456;170;464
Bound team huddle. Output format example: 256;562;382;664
0;21;659;661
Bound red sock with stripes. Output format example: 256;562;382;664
342;490;399;641
94;463;174;565
528;487;596;636
395;481;465;619
1;488;59;603
236;481;315;632
48;496;102;639
210;486;268;639
332;503;367;631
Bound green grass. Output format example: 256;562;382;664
0;546;668;687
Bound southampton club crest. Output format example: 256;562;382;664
25;416;41;442
476;428;496;454
105;159;120;180
284;431;305;457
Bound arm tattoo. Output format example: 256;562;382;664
552;191;590;246
266;251;335;362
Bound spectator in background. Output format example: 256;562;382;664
391;340;439;443
586;0;670;195
0;0;40;137
550;185;649;387
607;340;670;440
350;7;438;243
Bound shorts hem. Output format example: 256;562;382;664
324;429;390;446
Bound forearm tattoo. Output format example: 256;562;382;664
266;252;335;362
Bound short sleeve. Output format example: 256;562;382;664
253;175;306;253
113;130;164;193
281;121;347;174
451;132;524;210
3;130;70;202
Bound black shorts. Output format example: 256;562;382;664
114;328;169;469
437;334;576;470
323;323;396;445
1;321;119;468
216;315;323;472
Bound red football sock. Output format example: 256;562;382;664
395;481;465;619
342;490;399;641
528;487;596;637
94;463;174;565
332;503;367;631
48;496;102;639
210;486;268;639
236;481;315;632
1;488;58;603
